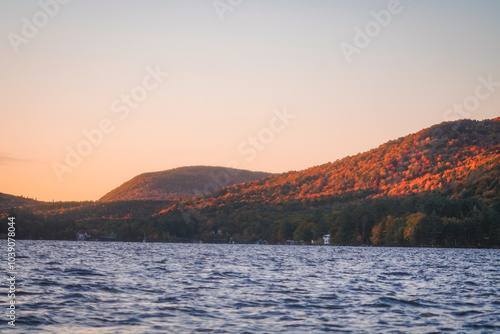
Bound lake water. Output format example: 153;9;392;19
2;241;500;333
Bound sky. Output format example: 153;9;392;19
1;0;499;202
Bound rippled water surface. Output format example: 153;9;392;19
3;241;500;333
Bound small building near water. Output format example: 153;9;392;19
76;232;90;241
323;234;331;245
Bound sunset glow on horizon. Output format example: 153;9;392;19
1;0;499;201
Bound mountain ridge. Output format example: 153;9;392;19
171;118;499;210
149;118;499;247
4;117;500;247
99;166;273;202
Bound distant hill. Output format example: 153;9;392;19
0;192;37;210
99;166;273;202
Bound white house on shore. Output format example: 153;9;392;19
76;232;90;241
323;234;331;245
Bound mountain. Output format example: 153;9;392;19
7;118;500;247
177;118;499;207
99;166;272;202
157;118;500;246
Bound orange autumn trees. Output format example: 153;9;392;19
179;118;499;210
5;117;500;246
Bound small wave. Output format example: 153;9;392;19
233;301;261;309
376;297;427;307
463;280;480;286
98;286;123;293
384;271;412;276
155;258;168;264
64;283;92;291
450;301;479;307
141;312;173;320
155;296;178;303
285;303;306;309
311;303;345;310
60;292;87;300
364;301;391;308
464;322;500;330
420;312;439;318
318;294;338;300
116;317;142;325
241;313;268;320
212;271;242;278
151;266;172;272
15;290;42;296
63;268;103;276
279;315;304;321
16;315;58;326
37;279;59;286
452;310;483;316
282;297;300;303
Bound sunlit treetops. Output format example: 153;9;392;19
182;118;500;208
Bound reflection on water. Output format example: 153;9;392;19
3;241;500;333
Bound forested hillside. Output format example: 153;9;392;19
0;193;36;212
3;118;500;247
156;119;500;247
179;119;499;206
3;200;172;241
99;166;272;202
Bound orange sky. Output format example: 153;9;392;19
1;1;499;201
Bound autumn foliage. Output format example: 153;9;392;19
3;118;500;247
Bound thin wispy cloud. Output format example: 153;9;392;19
0;154;32;166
